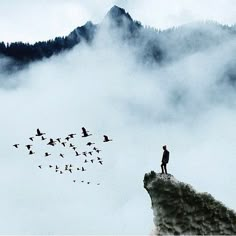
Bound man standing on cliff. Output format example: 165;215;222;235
161;145;169;174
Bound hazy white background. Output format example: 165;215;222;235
0;0;236;235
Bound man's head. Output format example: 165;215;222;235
163;145;167;150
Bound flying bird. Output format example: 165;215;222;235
41;136;46;140
98;161;103;165
60;171;63;174
97;157;102;160
87;142;95;146
47;138;56;146
93;147;97;151
82;152;87;157
29;137;34;141
49;165;53;168
103;135;112;142
87;182;90;184
81;180;84;183
68;134;76;138
84;159;88;163
26;145;32;150
60;153;64;158
69;143;74;148
56;138;61;143
88;151;93;156
29;150;35;155
61;142;66;147
65;165;68;170
13;144;19;148
55;165;59;170
75;151;80;156
65;137;70;141
45;152;51;157
77;167;80;170
82;167;86;171
38;165;42;169
36;128;45;136
96;149;101;153
73;180;76;183
90;159;94;163
81;127;92;137
69;169;72;173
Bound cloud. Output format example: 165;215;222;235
0;15;236;234
123;0;236;29
0;0;90;43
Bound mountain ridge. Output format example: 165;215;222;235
0;5;236;72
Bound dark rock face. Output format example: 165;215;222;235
103;5;142;41
106;5;133;24
144;171;236;235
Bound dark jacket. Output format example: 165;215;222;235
162;150;169;164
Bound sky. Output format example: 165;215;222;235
0;0;236;42
0;1;236;235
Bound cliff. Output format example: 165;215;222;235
144;171;236;235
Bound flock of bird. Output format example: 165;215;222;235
13;127;112;185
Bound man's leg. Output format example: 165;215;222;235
164;164;167;174
161;163;164;174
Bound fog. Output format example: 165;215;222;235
0;17;236;234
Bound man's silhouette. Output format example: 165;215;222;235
161;145;169;174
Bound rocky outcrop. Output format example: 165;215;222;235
144;171;236;235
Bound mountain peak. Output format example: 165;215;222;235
144;171;236;235
108;5;127;16
105;5;133;23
